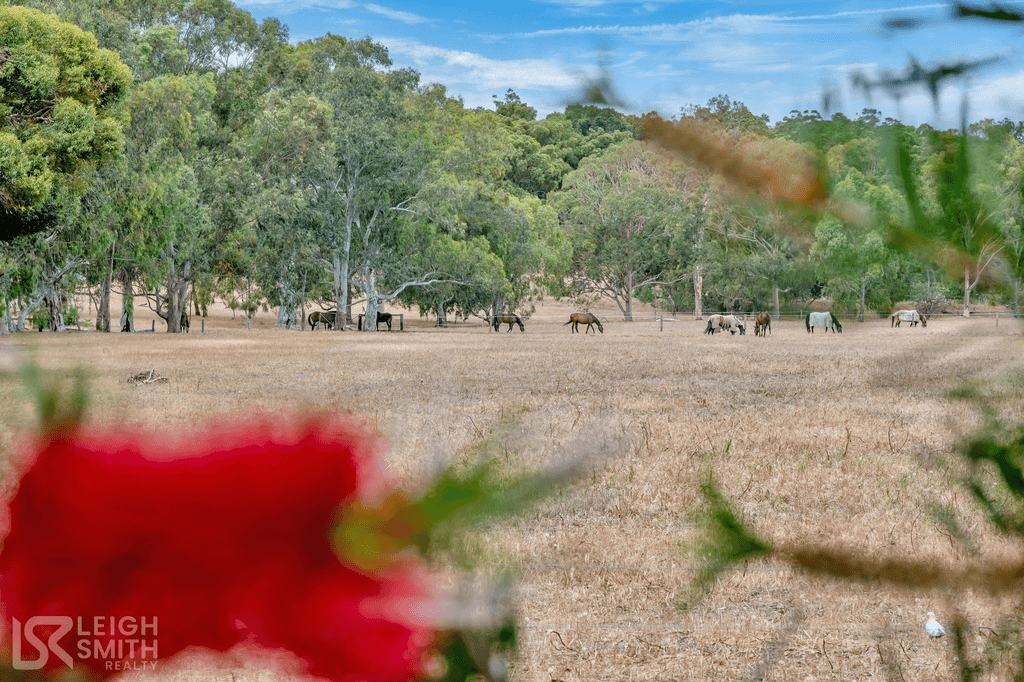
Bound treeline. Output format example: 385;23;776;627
2;1;1022;333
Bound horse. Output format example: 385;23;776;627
492;313;525;332
806;311;842;334
704;314;745;335
358;312;393;331
891;309;927;328
564;312;603;334
179;309;190;333
754;312;771;337
308;310;337;330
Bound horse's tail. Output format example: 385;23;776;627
563;318;572;325
805;314;811;333
307;312;316;329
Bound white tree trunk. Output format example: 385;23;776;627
963;265;971;317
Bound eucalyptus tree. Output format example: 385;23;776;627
408;92;571;322
271;35;420;329
0;6;132;242
233;92;333;327
554;141;693;321
116;73;216;332
911;127;1008;315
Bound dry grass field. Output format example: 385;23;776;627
1;297;1023;682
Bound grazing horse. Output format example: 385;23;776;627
564;312;603;334
806;311;842;334
754;312;771;337
308;310;337;330
704;314;745;335
492;313;525;332
891;309;927;328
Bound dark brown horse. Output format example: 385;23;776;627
358;311;393;331
493;313;525;332
754;312;771;337
565;312;603;334
308;310;337;330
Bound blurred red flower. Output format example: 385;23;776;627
0;414;435;681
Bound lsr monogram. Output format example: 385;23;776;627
12;616;158;671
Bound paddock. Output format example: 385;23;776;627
1;299;1021;682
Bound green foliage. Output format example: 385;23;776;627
0;5;132;239
684;473;771;607
553;140;693;318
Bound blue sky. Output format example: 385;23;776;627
232;0;1024;128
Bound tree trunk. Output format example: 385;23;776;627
963;265;971;317
693;265;704;320
96;241;114;332
164;253;191;333
772;282;780;319
693;187;709;320
623;270;634;322
276;269;297;329
436;304;448;327
334;180;358;332
121;276;135;332
347;282;356;329
332;251;345;331
43;291;64;332
859;281;867;322
362;268;379;332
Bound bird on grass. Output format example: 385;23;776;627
925;612;945;638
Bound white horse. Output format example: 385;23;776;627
806;311;842;334
891;309;927;328
705;314;746;335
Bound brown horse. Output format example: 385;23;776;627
308;310;337;330
565;312;603;334
754;312;771;337
492;313;525;332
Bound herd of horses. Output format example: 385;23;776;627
301;307;930;335
700;309;927;337
307;310;393;331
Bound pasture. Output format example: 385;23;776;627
1;299;1023;681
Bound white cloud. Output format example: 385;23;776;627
364;3;430;25
236;0;352;8
517;5;948;41
382;38;578;89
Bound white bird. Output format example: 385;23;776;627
925;612;945;638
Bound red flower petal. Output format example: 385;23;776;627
0;414;433;681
